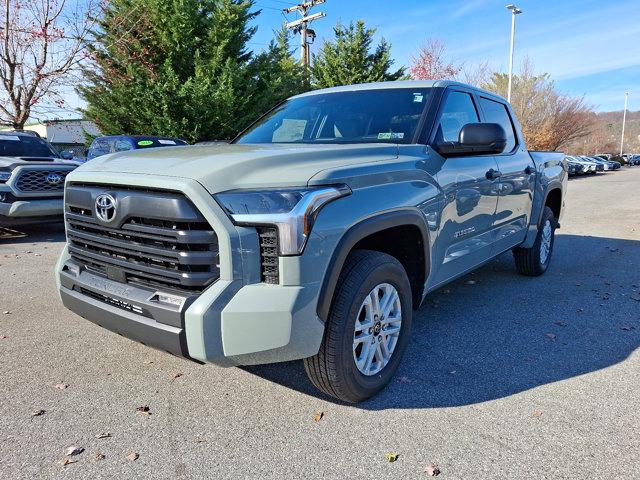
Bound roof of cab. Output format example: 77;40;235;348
292;80;509;104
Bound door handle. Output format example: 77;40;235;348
524;165;535;175
486;168;502;180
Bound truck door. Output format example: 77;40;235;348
429;89;500;285
477;96;535;253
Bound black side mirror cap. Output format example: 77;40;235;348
436;123;507;157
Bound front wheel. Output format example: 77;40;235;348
513;206;557;276
303;250;412;403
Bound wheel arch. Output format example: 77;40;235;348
316;209;431;321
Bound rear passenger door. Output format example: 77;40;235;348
477;96;535;252
429;89;501;285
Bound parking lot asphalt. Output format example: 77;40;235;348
1;168;639;480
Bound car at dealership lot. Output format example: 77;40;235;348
0;131;78;226
57;80;567;403
86;135;188;160
567;160;585;176
567;155;598;174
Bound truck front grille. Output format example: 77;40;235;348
257;227;279;284
15;169;70;192
65;184;219;293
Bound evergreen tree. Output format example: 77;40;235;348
251;24;307;116
80;0;260;142
311;20;405;88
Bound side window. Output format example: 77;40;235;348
435;91;479;143
479;98;517;152
114;139;133;152
89;139;111;158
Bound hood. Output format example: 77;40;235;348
73;143;398;193
0;155;78;169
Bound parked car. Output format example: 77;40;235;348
0;131;78;226
567;155;598;174
57;80;567;403
567;160;585;176
86;135;188;160
580;156;607;171
586;156;619;170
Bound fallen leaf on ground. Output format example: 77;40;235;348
425;463;441;476
143;360;154;365
94;453;106;461
61;458;77;467
532;410;543;417
195;438;207;443
620;325;635;331
65;446;84;456
95;433;111;439
0;335;6;339
126;452;139;461
171;373;183;380
2;311;10;315
313;411;324;422
545;333;557;341
554;321;567;327
31;409;45;417
136;405;151;416
385;452;399;462
54;383;68;390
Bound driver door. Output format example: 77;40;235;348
430;89;501;285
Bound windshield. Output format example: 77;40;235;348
235;88;431;145
0;135;57;157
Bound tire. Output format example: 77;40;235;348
513;206;557;276
303;250;413;403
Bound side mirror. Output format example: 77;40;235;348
60;150;74;160
436;123;507;157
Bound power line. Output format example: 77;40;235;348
283;0;326;67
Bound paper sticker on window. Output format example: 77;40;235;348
378;132;404;140
413;93;424;103
157;139;176;145
137;140;154;146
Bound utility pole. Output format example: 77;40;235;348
284;0;326;67
620;91;629;157
506;4;522;103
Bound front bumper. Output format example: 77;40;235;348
0;197;63;217
56;172;325;367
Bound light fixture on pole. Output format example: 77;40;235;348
620;92;629;156
506;4;522;103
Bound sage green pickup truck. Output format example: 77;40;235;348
57;81;566;402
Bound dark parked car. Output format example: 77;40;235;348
87;135;188;161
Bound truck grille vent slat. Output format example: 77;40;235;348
16;169;70;192
65;184;219;293
257;227;279;284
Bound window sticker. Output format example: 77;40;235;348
137;140;154;146
0;135;20;141
413;93;424;103
157;139;176;145
377;132;405;140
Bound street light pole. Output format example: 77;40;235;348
620;92;629;157
506;4;522;103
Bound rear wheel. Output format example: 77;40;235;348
304;250;412;403
513;206;557;276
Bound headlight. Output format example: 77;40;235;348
0;170;11;183
215;185;351;255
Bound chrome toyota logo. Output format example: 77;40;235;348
45;173;63;185
95;193;117;222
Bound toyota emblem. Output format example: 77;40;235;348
45;173;63;185
95;193;117;222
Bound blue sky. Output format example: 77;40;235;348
250;0;640;112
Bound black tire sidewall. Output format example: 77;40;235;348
332;255;413;401
534;207;557;273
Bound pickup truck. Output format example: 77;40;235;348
1;131;78;226
56;81;566;403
